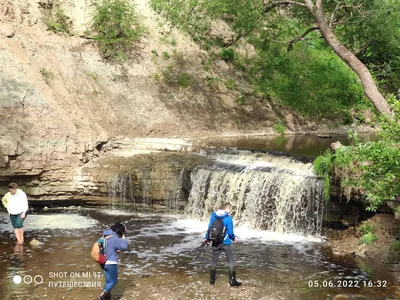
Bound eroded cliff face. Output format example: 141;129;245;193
0;0;301;199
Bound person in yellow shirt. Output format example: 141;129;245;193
2;183;29;244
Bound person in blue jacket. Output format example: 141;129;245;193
205;203;241;286
98;223;128;300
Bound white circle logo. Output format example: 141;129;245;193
13;275;22;284
23;275;33;284
34;275;44;285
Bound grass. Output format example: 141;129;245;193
177;72;191;88
40;68;55;84
313;150;335;203
392;241;400;250
273;121;286;135
237;95;246;105
359;223;378;245
159;51;192;88
225;78;235;90
314;150;334;176
43;2;71;34
162;51;170;59
221;48;234;62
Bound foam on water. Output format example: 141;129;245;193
134;216;322;245
0;213;98;231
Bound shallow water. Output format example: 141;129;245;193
0;209;398;300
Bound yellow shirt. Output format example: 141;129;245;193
2;189;28;214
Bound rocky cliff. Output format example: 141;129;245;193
0;0;336;200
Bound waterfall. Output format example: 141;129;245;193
186;150;324;236
106;165;190;210
108;172;134;207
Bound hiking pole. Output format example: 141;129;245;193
194;241;209;260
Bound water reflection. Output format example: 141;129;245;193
203;133;379;157
0;209;397;299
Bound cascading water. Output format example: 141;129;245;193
104;149;324;236
108;172;135;207
185;150;324;236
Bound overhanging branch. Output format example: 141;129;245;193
354;40;376;56
264;0;306;13
287;26;320;50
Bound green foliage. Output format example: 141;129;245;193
160;51;192;88
359;223;378;244
314;150;335;203
333;0;400;94
360;232;378;245
237;95;246;105
40;68;55;84
177;72;191;88
153;72;161;82
314;150;334;176
150;0;375;119
248;43;368;118
273;122;286;135
43;2;71;34
359;223;378;245
380;95;400;143
91;0;142;60
162;51;170;60
330;101;400;211
335;141;400;211
225;78;235;90
221;48;235;61
392;241;400;251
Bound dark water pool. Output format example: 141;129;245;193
201;133;378;157
0;209;398;300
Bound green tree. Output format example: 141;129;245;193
206;0;400;115
92;0;142;60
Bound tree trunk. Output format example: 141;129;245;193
303;0;391;115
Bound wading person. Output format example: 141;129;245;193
98;223;128;300
205;203;241;287
1;183;28;245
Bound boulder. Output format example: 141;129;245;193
0;23;15;38
30;239;44;247
330;141;343;151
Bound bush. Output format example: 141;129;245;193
273;122;286;135
40;68;55;84
43;2;71;34
221;48;235;61
359;223;378;245
160;52;192;88
314;100;400;211
91;0;142;60
314;150;334;176
314;150;335;203
237;95;246;105
392;241;400;251
360;232;378;245
177;72;191;88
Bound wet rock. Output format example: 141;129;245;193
332;294;351;300
330;141;343;151
30;239;44;247
9;233;15;240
